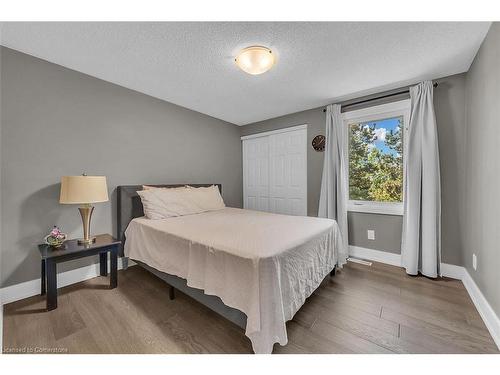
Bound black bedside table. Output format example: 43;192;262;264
38;233;121;311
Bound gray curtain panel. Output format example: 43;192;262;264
318;104;348;267
402;81;441;277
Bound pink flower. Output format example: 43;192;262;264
50;226;61;237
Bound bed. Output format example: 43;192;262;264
117;184;342;353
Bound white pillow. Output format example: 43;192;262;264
185;185;225;211
138;185;224;219
142;185;187;190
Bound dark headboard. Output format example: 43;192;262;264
116;184;222;255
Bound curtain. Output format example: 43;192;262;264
318;104;348;267
402;81;441;277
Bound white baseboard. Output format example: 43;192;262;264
348;245;464;280
348;245;402;267
461;268;500;350
1;257;134;305
440;262;465;280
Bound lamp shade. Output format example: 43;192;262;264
59;176;109;204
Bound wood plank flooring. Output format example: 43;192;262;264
3;261;498;354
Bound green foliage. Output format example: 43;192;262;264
349;118;403;202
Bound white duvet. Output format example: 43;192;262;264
124;207;340;353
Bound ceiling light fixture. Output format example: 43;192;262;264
235;46;275;75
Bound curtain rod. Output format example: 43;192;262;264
322;82;438;112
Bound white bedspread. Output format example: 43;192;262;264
124;207;340;353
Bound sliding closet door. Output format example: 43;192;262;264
242;125;307;216
269;128;307;215
243;136;270;211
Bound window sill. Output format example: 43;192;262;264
348;201;403;216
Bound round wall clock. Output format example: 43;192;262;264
312;135;325;152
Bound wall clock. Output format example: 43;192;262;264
312;135;325;152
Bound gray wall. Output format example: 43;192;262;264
347;212;402;254
0;47;243;287
0;45;3;342
434;74;468;265
463;23;500;316
241;73;467;264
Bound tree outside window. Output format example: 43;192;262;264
348;116;403;203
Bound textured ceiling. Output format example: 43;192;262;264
0;22;491;125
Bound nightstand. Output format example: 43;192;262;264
38;233;121;311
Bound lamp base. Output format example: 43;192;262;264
77;237;96;245
78;205;95;245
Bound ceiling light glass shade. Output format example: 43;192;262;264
235;46;275;75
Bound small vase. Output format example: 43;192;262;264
44;233;67;248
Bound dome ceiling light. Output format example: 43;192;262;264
235;46;275;75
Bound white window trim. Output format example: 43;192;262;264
348;200;404;215
343;99;410;216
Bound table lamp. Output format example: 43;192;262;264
59;174;109;244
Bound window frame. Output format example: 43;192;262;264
343;99;410;216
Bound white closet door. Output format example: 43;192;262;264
243;136;270;212
269;128;307;215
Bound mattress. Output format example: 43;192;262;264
124;207;340;353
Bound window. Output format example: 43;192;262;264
343;100;410;215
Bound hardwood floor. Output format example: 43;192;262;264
2;261;498;354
